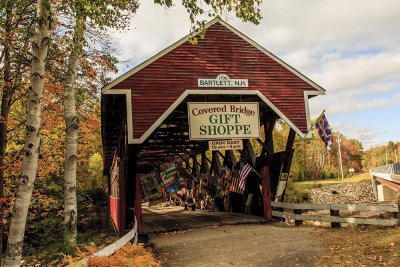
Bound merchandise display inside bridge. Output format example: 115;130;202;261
141;160;263;216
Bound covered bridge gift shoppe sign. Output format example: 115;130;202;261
101;18;325;236
188;102;260;140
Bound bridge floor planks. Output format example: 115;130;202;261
141;205;266;234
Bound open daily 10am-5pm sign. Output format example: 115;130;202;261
188;102;260;140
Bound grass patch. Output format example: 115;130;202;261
286;172;371;203
284;181;311;203
295;172;371;188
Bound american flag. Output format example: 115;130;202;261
239;163;253;190
229;176;244;194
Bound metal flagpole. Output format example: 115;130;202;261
306;109;326;134
337;135;344;180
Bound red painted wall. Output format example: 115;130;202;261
109;21;320;139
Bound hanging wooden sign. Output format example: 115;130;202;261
208;139;243;150
188;102;260;140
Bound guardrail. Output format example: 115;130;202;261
271;202;399;228
72;218;138;266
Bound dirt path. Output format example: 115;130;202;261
148;222;323;267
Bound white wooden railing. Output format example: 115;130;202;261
271;201;399;227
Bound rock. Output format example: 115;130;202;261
308;182;377;204
314;221;321;226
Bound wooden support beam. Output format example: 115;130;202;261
216;150;225;162
184;151;201;176
126;145;138;232
191;154;200;176
282;128;296;173
210;151;222;175
223;150;237;169
330;209;341;228
276;128;296;202
260;117;277;221
242;139;256;166
261;165;272;221
200;152;210;174
263;118;277;162
130;145;142;233
176;153;192;171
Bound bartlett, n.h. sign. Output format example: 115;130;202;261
198;74;248;88
188;102;260;140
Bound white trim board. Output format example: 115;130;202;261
103;89;133;142
103;89;315;144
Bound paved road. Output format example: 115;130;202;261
149;223;323;267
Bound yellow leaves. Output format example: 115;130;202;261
87;68;96;76
188;36;198;45
59;254;76;267
314;226;400;266
85;243;161;267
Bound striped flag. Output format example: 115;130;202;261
239;163;253;190
315;113;334;151
229;176;244;194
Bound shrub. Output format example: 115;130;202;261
284;182;310;203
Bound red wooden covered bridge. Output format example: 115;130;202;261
101;18;325;236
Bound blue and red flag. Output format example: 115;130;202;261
315;113;334;150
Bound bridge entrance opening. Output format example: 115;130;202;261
101;18;324;236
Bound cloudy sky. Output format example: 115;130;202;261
110;0;400;149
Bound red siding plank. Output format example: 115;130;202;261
110;22;320;139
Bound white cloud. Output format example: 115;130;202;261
309;51;400;92
109;0;400;147
229;1;400;53
331;121;385;149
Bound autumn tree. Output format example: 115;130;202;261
0;0;37;258
58;0;140;246
1;24;116;265
3;0;51;265
2;0;264;263
363;141;399;170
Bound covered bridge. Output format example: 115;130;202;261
101;18;325;236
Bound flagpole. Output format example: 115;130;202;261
337;135;344;180
306;109;326;134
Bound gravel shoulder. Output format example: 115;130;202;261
309;182;376;204
149;222;324;267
